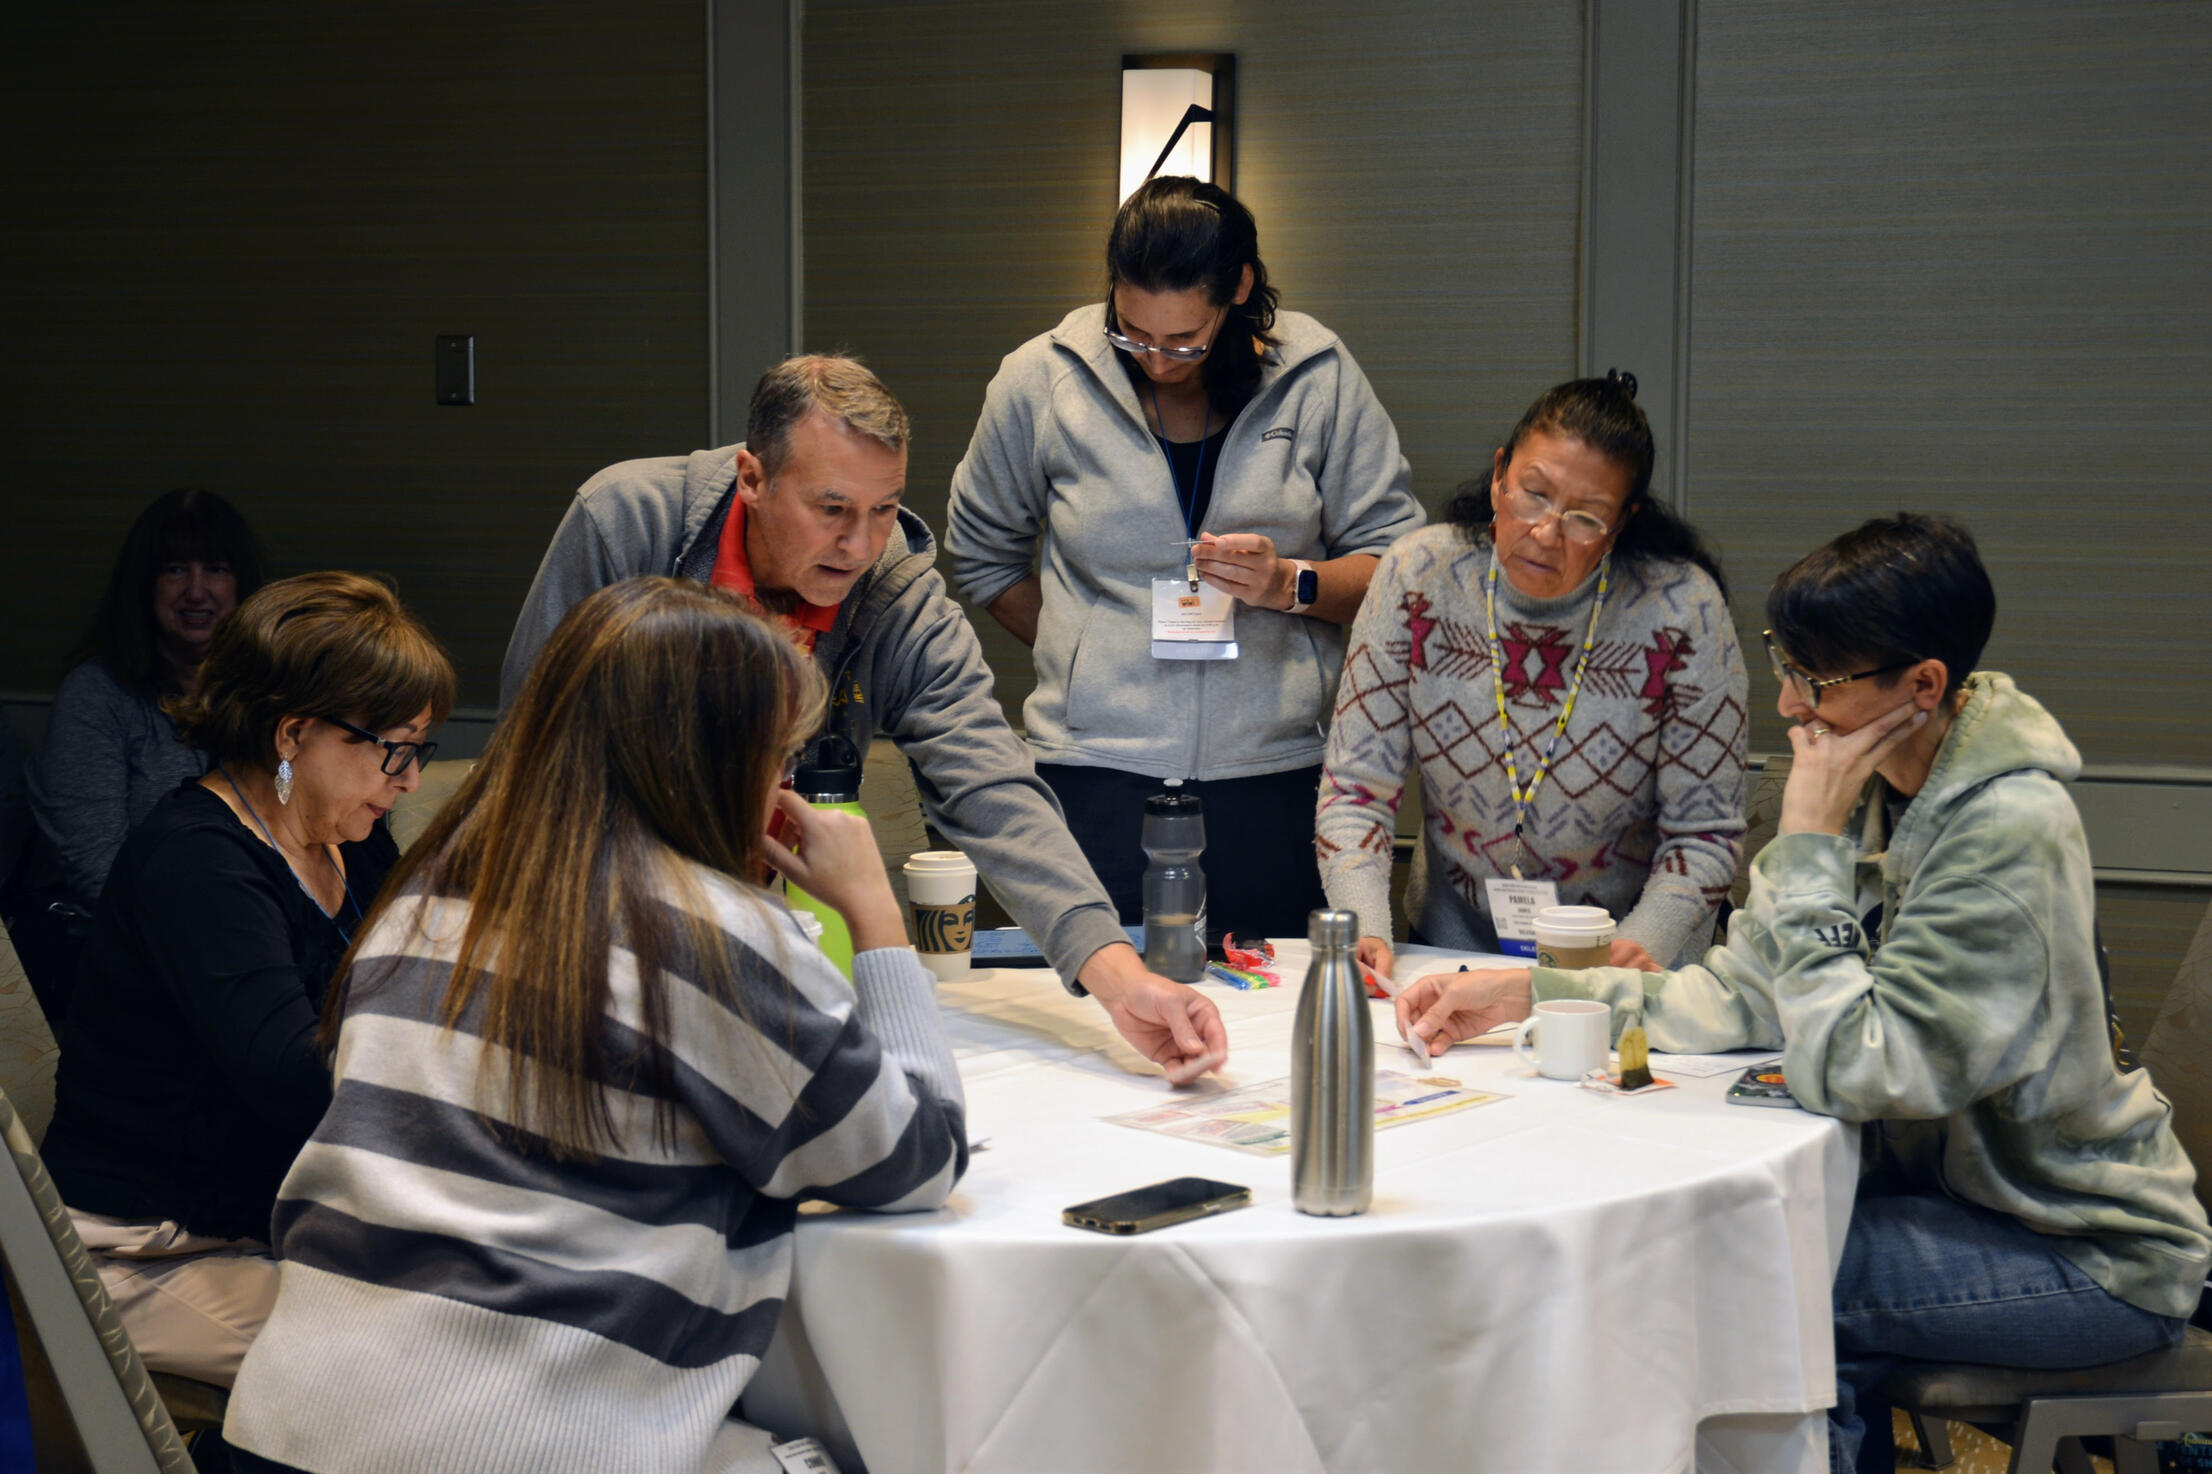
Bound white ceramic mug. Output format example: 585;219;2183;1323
903;851;977;981
1513;998;1612;1080
1533;905;1616;971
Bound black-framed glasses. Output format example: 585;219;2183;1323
1761;630;1916;710
324;716;438;775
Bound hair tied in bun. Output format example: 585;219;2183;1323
1605;367;1639;400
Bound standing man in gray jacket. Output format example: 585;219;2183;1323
502;356;1227;1082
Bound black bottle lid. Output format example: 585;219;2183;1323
793;733;863;802
1144;788;1203;817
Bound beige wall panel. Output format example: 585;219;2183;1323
1686;1;2212;766
1;3;713;707
803;0;1586;726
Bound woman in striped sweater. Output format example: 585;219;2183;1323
223;577;968;1474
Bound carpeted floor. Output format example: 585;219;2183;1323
1893;1410;2118;1472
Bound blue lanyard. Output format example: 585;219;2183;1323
1145;380;1212;540
219;767;365;945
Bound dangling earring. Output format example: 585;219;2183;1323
275;758;294;806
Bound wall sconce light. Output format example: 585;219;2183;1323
1119;53;1235;204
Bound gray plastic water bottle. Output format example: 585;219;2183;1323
1140;785;1207;983
1292;909;1374;1216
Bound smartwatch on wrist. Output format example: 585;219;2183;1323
1285;559;1319;614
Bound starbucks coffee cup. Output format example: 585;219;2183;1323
1533;905;1616;971
903;851;978;982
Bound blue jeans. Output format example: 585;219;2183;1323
1831;1190;2185;1473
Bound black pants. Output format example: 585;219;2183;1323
1036;763;1327;944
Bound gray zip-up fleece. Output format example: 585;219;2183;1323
500;446;1128;986
944;305;1425;781
1534;673;2212;1317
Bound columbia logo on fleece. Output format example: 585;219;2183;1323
1261;426;1295;445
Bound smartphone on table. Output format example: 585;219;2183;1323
1063;1177;1252;1235
1725;1062;1799;1109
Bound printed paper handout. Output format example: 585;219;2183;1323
1108;1071;1506;1156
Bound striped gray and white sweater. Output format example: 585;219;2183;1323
224;867;966;1474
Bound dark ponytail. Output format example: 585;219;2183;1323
1105;176;1280;413
1445;370;1728;599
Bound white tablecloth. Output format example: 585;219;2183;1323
743;944;1859;1474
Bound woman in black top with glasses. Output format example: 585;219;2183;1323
41;571;452;1387
945;176;1424;942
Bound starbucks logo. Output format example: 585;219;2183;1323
912;894;976;953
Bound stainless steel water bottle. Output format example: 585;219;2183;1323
1292;909;1373;1216
1139;784;1207;983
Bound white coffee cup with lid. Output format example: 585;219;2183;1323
903;851;977;981
1532;905;1616;971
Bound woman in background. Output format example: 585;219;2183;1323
15;488;266;1016
224;578;966;1474
946;175;1423;941
41;571;450;1387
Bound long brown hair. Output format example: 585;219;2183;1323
329;577;826;1159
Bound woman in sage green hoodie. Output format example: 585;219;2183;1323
1394;515;2210;1474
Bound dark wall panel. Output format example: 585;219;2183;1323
802;0;1586;726
1;3;711;706
1686;1;2212;767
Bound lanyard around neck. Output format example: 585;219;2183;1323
219;767;364;944
1481;554;1612;880
1144;379;1213;541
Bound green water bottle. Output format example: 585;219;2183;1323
786;734;864;977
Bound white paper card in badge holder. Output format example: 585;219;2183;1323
1151;578;1239;661
1482;876;1560;958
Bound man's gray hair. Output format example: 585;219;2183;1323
746;355;910;479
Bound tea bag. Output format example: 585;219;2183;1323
1617;1025;1653;1092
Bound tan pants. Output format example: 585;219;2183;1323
68;1210;278;1387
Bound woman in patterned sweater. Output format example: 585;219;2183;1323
223;578;968;1474
1318;372;1749;981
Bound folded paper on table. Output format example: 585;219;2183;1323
1648;1052;1782;1079
1107;1071;1507;1156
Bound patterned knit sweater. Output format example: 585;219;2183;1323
223;869;966;1474
1319;524;1749;966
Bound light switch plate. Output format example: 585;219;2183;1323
436;334;474;405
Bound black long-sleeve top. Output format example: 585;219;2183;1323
43;780;397;1241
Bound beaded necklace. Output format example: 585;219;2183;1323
1482;552;1611;879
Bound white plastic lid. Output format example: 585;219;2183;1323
903;850;975;874
794;911;825;943
1532;904;1615;942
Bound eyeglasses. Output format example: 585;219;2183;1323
1761;630;1917;710
324;716;438;776
1103;325;1214;362
1498;486;1619;547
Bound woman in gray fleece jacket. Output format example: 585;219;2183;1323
1395;515;2212;1474
945;177;1424;941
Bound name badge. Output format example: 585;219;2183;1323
1151;578;1239;661
771;1438;844;1474
1483;876;1560;958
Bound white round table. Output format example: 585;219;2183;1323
743;943;1859;1474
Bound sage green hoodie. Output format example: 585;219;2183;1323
1535;673;2211;1317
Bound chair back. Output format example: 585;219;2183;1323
0;922;57;1144
1731;753;1793;913
0;1085;191;1473
388;757;475;853
2142;897;2212;1222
